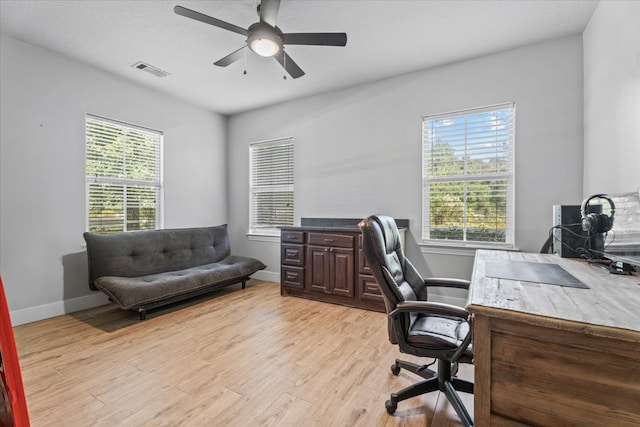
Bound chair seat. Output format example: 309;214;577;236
408;315;473;359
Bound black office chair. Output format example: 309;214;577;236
358;215;474;427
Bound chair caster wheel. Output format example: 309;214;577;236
390;363;401;375
385;399;397;414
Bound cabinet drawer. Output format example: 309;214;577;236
308;232;354;248
358;274;383;302
281;230;305;243
282;244;305;266
282;266;304;290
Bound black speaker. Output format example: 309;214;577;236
552;205;588;258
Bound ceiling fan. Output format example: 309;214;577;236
174;0;347;79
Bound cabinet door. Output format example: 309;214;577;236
307;246;355;296
307;246;331;293
332;248;355;297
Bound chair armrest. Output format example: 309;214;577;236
424;277;470;290
390;301;469;320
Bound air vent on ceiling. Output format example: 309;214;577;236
131;61;170;78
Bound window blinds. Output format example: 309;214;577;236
422;103;515;246
86;115;163;233
249;138;294;235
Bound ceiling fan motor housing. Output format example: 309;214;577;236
247;22;283;57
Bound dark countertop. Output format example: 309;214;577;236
281;217;409;233
281;225;362;233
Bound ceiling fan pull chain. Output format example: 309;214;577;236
283;50;287;80
243;47;247;75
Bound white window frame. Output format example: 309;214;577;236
85;114;164;233
422;102;515;248
248;137;294;237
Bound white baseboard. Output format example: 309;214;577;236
251;270;279;283
10;293;110;326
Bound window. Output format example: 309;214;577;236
249;138;294;235
422;103;515;247
85;115;163;233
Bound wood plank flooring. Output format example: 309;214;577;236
13;281;473;427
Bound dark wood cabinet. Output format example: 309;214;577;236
280;225;384;312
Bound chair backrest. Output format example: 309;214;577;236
359;215;427;342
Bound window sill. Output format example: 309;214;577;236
419;242;519;257
246;233;280;243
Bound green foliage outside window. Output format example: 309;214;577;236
86;116;162;233
424;105;514;244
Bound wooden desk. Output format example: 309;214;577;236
466;250;640;426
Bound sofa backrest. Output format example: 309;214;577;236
83;225;231;290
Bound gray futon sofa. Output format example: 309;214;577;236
83;225;266;319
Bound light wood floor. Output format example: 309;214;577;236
13;281;473;427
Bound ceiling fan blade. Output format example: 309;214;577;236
214;46;247;67
274;50;305;79
174;5;248;37
259;0;281;27
283;33;347;46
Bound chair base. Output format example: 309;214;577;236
386;358;474;427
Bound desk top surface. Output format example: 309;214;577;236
466;250;640;341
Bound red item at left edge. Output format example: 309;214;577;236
0;276;30;427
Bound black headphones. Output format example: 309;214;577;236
581;194;615;234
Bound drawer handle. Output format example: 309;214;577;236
286;235;297;239
324;239;335;242
286;273;296;279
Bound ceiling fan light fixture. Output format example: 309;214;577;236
247;22;282;57
250;38;280;57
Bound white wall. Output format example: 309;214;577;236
228;35;585;301
583;1;640;195
0;34;228;325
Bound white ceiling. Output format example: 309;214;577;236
0;0;598;115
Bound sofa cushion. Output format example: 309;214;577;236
95;255;266;309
